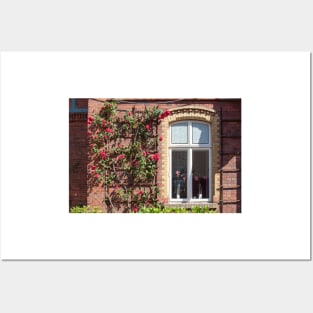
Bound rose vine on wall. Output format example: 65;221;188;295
87;101;170;213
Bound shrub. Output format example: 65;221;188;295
70;205;104;213
138;206;216;213
190;205;217;213
70;205;216;214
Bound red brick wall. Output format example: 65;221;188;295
70;98;241;213
217;101;241;213
69;99;88;208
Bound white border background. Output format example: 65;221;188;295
1;1;313;312
1;52;310;260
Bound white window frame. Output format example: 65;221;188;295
169;121;212;203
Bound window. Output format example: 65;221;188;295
169;121;212;202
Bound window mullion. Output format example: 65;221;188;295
187;148;192;201
187;122;192;201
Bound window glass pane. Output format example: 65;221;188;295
171;123;188;144
172;151;187;199
192;123;209;144
192;150;209;199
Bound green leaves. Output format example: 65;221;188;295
70;205;104;213
138;206;217;213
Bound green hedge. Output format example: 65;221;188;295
139;206;217;213
70;205;217;213
70;205;103;213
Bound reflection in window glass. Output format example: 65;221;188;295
192;123;209;144
171;123;188;144
172;151;187;199
192;150;209;199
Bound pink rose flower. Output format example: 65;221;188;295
150;153;160;162
153;153;160;162
99;151;107;159
115;154;126;162
159;110;171;120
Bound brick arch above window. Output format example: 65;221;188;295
158;106;221;207
166;106;217;122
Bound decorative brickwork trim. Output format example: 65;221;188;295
69;113;88;121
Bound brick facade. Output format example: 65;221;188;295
69;98;241;213
69;99;88;207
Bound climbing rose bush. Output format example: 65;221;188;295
88;101;170;213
